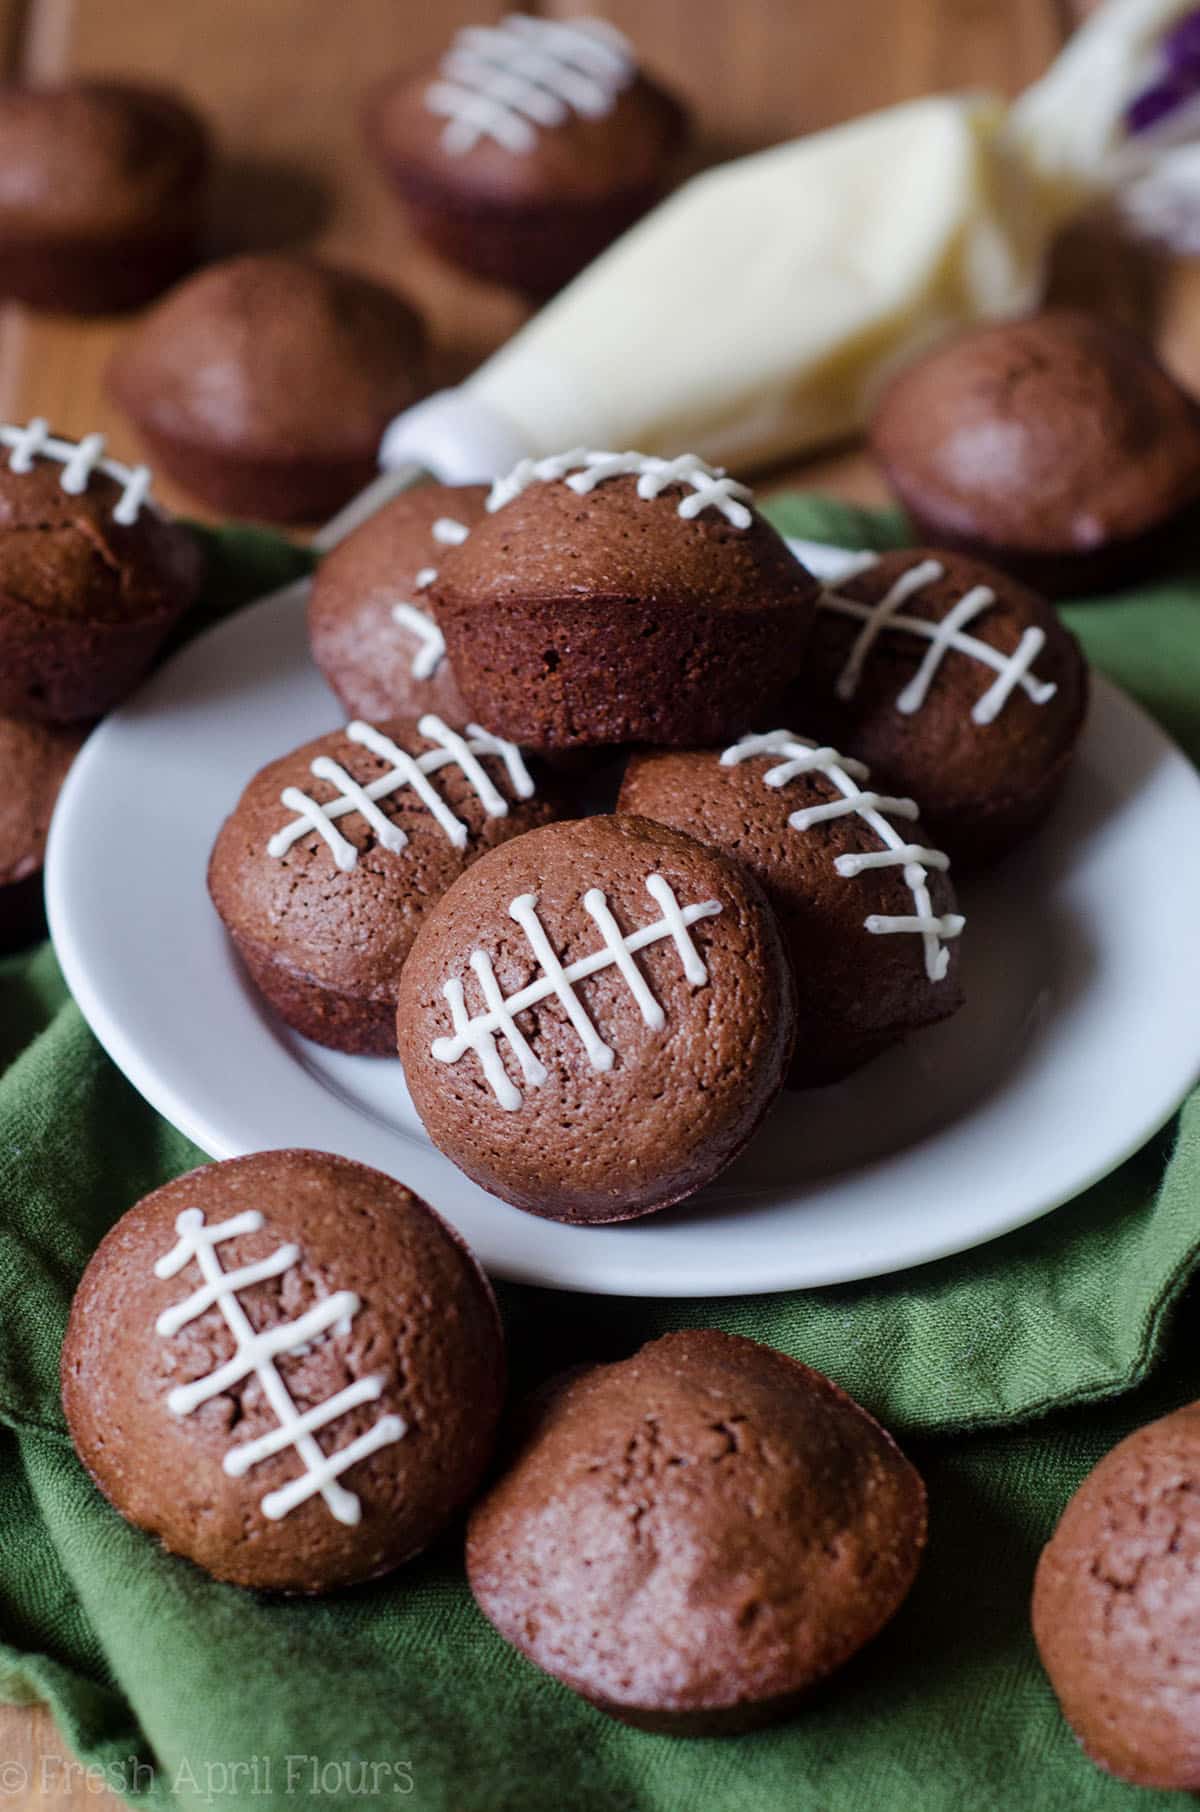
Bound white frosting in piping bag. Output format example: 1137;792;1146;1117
462;93;1050;470
373;1;1195;478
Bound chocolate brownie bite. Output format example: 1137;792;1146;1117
1033;1401;1200;1789
0;80;210;313
0;713;85;945
395;814;795;1223
789;548;1088;866
62;1149;505;1595
209;714;562;1055
430;450;819;752
0;422;203;724
308;481;488;723
870;311;1200;596
620;730;964;1085
468;1330;926;1734
107;254;427;523
366;15;687;295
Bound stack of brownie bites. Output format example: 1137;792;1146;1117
212;437;1091;1231
0;422;201;944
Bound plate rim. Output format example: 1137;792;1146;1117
44;562;1200;1296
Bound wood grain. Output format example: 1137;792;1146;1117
8;0;1175;1802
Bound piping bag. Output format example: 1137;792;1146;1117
318;0;1200;550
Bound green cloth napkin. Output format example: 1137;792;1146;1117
2;499;1199;1811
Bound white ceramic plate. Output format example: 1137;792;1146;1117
45;547;1200;1297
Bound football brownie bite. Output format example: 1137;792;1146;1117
0;421;202;724
620;729;964;1085
107;254;427;522
429;449;819;751
395;814;795;1223
0;80;210;313
468;1330;926;1734
1033;1401;1200;1789
62;1149;505;1595
365;14;687;295
789;547;1088;866
0;713;85;945
870;311;1200;596
308;481;488;723
209;714;563;1055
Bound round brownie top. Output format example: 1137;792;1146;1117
0;446;202;626
107;254;427;460
795;547;1087;815
0;80;209;239
871;310;1200;554
308;481;488;723
432;454;816;616
1033;1400;1200;1789
468;1330;926;1724
0;715;84;886
619;730;964;1039
62;1148;505;1594
208;714;561;1002
368;15;684;207
395;813;794;1222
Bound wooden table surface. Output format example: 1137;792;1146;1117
2;0;1197;1804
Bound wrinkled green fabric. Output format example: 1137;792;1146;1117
1;502;1198;1810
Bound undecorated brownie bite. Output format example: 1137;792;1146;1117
620;729;964;1085
0;713;85;945
62;1149;506;1594
0;420;202;724
365;14;687;294
0;80;210;312
308;480;488;723
208;714;563;1054
789;547;1088;866
468;1330;926;1734
107;253;427;522
1033;1400;1200;1789
395;814;795;1222
430;449;819;751
870;310;1200;595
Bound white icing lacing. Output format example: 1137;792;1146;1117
820;557;1057;725
425;14;634;156
487;449;754;529
721;731;964;983
0;419;152;525
391;604;445;680
389;515;470;680
431;872;722;1110
267;714;534;871
154;1208;405;1526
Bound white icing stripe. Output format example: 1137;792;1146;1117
0;418;153;524
720;731;963;983
511;892;615;1071
820;560;1057;723
267;715;535;870
426;14;633;156
391;602;446;679
153;1208;406;1527
155;1239;300;1338
224;1375;386;1475
487;448;754;529
389;516;471;679
834;559;945;702
431;873;722;1110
